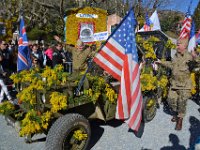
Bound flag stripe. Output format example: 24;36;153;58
93;56;121;80
94;37;125;80
123;55;132;113
131;63;140;95
18;52;28;66
116;89;124;119
179;13;192;39
106;39;125;58
126;95;142;131
99;48;123;67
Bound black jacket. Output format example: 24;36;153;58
52;49;65;68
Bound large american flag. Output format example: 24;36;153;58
179;11;192;39
17;16;31;72
94;9;143;131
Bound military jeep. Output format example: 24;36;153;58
3;30;174;150
3;60;157;150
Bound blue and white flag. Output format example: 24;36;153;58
188;21;196;52
17;16;32;72
138;10;161;32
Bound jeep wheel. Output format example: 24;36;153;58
142;95;157;123
45;113;91;150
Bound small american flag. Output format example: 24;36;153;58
94;9;143;131
17;16;32;72
144;12;152;31
179;11;192;39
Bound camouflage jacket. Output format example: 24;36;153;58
65;45;94;71
161;52;193;90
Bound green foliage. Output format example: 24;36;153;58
27;27;53;42
160;13;182;33
193;1;200;30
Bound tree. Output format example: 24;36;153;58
0;0;179;40
143;0;173;10
193;1;200;30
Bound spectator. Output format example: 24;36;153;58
0;54;13;103
31;55;40;69
44;44;54;67
0;41;12;73
52;42;66;68
31;44;44;68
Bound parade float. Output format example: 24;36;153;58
0;7;176;150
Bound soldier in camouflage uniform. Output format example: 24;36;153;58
53;36;96;94
65;39;94;72
65;39;96;92
157;38;193;130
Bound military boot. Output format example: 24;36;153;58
171;116;177;122
175;117;183;130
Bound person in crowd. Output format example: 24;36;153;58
31;44;44;68
0;53;13;103
52;42;66;68
10;44;18;72
31;55;40;69
0;41;13;73
7;41;14;53
44;44;54;67
156;38;194;131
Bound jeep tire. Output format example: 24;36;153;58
45;113;91;150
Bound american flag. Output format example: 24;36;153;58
144;13;152;31
188;21;196;52
179;11;192;39
17;16;31;72
94;9;143;131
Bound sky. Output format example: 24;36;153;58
139;0;200;14
164;0;200;14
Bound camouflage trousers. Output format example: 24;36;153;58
167;89;191;118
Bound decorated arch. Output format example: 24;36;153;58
65;7;107;45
